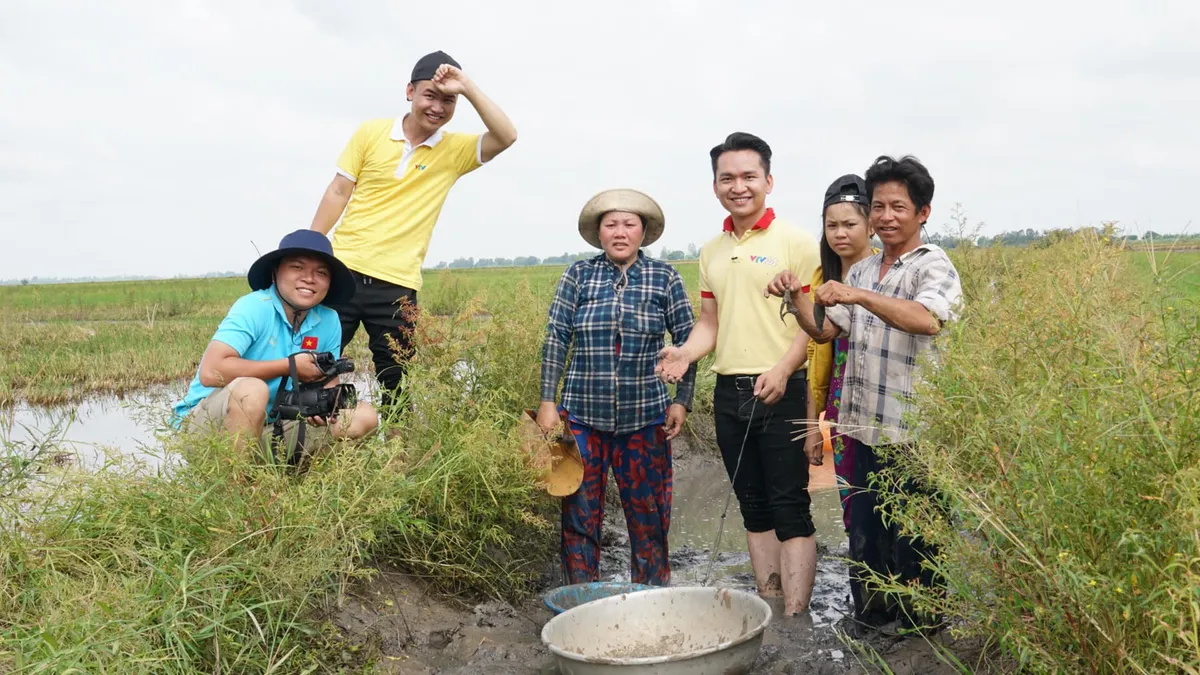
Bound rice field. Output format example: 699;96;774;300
0;263;698;406
2;237;1197;674
1;250;1194;407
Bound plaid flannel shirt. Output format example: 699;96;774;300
541;252;697;434
824;244;963;446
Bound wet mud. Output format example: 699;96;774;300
332;444;993;674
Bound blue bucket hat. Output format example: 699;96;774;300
247;230;355;305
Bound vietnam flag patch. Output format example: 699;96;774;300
301;336;318;350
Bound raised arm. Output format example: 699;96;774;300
765;271;840;343
432;65;517;163
838;288;942;335
842;254;963;335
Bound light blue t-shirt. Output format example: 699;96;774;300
171;287;343;427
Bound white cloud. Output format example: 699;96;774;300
1;0;1197;279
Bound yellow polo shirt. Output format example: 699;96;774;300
331;117;484;291
699;208;820;375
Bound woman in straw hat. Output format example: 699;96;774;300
537;189;697;587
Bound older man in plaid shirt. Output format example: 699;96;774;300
538;189;696;587
771;155;963;634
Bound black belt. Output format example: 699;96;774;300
716;370;806;391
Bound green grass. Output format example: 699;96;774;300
1124;249;1200;302
1;286;559;673
0;263;701;406
0;249;1189;408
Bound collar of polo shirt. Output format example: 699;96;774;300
389;115;445;148
721;207;776;233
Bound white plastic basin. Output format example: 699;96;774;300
540;586;772;674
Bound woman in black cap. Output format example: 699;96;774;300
803;175;876;530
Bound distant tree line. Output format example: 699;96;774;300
432;243;701;269
929;227;1199;250
7;225;1197;285
1;271;242;286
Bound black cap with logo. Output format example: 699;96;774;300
822;174;869;214
411;50;461;84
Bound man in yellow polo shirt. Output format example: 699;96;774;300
308;50;517;413
657;132;820;617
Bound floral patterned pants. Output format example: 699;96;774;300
561;418;672;586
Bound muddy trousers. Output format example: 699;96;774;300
326;270;417;414
561;418;672;587
846;443;945;629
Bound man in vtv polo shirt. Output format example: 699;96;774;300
657;132;820;616
308;50;517;412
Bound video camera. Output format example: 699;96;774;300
274;351;357;421
270;351;357;467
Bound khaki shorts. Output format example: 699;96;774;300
185;378;334;463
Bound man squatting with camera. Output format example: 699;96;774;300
170;230;378;462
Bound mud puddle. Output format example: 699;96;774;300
1;382;183;471
332;443;990;674
2;373;384;472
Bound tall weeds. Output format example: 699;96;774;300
865;233;1200;674
0;283;558;672
375;282;557;598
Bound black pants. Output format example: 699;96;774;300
325;270;417;411
847;443;944;629
713;371;813;541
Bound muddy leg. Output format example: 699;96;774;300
755;379;815;615
714;380;778;596
746;531;783;597
612;422;672;586
561;420;612;585
780;536;817;615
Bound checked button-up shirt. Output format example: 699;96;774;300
824;244;963;447
540;252;697;434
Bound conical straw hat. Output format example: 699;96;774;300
519;409;584;497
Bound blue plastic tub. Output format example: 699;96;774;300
543;581;654;615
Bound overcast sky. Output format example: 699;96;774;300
2;0;1197;280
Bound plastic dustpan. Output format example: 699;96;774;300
543;581;654;615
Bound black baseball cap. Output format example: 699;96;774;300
411;50;461;84
822;174;869;214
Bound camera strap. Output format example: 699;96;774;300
269;353;307;467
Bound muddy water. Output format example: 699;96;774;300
338;446;980;674
599;452;851;632
1;373;383;471
590;451;859;673
1;383;181;471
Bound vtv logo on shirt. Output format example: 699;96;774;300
748;255;778;265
